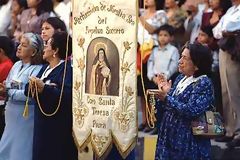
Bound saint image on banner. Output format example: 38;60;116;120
85;37;119;96
89;47;111;95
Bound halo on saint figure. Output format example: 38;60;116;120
85;37;120;96
94;42;108;55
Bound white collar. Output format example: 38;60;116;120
40;60;64;80
173;75;207;96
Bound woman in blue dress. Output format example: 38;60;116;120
154;43;214;160
0;33;44;160
25;31;77;160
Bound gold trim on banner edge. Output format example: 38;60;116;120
112;131;137;159
72;129;92;151
92;144;112;160
112;0;138;158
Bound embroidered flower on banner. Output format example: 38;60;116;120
73;104;89;128
114;86;135;132
92;134;109;154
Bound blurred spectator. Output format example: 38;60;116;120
147;24;180;134
213;0;240;146
52;0;71;31
182;0;207;10
201;0;232;52
138;0;166;47
199;0;232;118
165;0;188;49
147;24;179;83
0;36;14;83
184;0;209;43
202;0;231;28
197;26;223;115
41;17;66;44
0;36;14;139
137;0;167;133
0;0;12;36
19;0;53;34
10;0;28;41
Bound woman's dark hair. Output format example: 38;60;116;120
16;0;28;9
185;43;212;77
44;17;67;32
0;36;14;58
0;0;8;6
139;0;164;10
200;26;213;38
36;0;53;16
92;48;111;69
177;0;186;7
219;0;232;14
155;0;165;10
51;31;72;60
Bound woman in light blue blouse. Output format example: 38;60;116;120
154;43;214;160
0;33;44;160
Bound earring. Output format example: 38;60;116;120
53;54;56;58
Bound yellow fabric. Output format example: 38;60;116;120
144;136;157;160
140;38;154;62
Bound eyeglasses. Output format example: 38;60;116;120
180;55;192;62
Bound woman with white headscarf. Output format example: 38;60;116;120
0;33;44;160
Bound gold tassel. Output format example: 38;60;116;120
23;82;31;118
23;103;29;118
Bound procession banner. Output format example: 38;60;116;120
72;0;138;158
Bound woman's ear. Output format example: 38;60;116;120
54;48;59;56
32;49;37;57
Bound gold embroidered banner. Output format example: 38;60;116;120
72;0;137;158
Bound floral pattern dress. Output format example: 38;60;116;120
155;74;214;160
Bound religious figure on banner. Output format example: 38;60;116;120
85;38;120;96
89;43;111;95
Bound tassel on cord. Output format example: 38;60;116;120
23;103;29;118
23;82;32;118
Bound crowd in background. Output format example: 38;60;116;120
0;0;240;159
